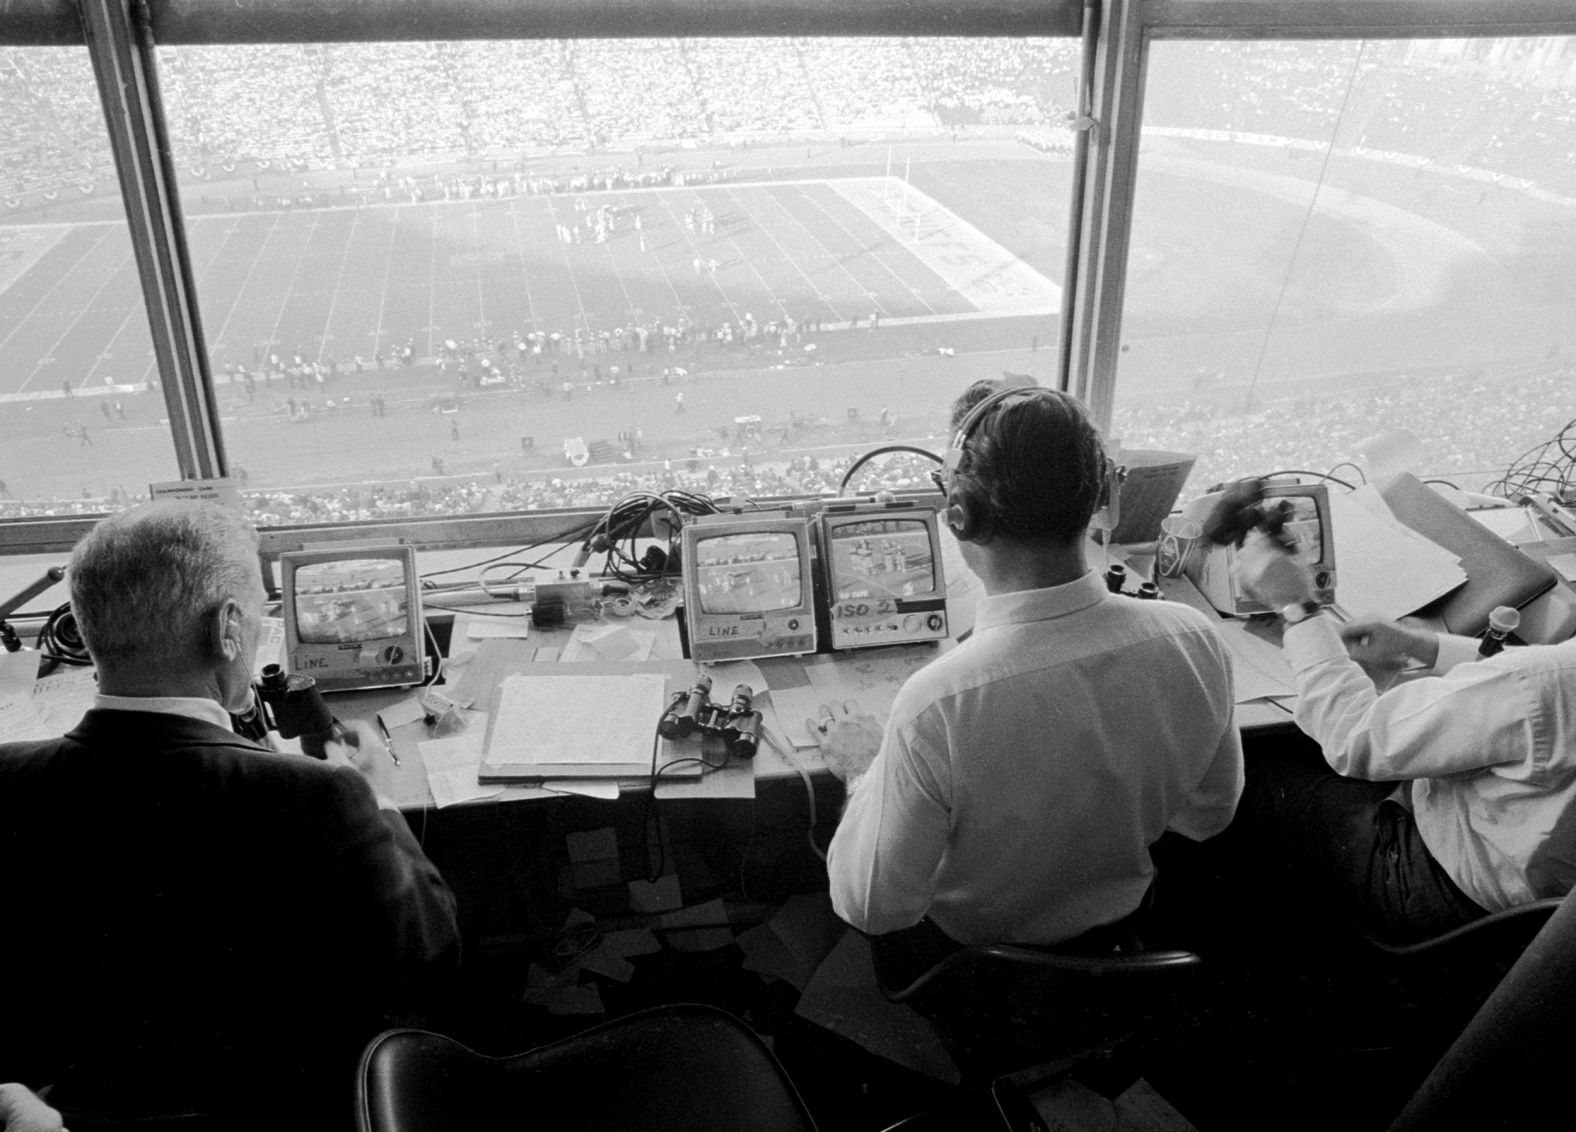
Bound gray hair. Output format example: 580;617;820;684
69;501;262;669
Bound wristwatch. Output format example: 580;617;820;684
1280;599;1323;624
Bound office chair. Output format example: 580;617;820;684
1342;897;1565;1072
356;1002;819;1132
877;942;1204;1086
1386;889;1576;1131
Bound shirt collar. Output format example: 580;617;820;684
973;570;1108;631
93;693;235;733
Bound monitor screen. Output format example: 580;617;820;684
828;518;938;602
693;531;803;615
1269;495;1325;567
292;557;412;644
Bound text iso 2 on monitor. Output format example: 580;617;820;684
820;502;949;650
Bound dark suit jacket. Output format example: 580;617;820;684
0;708;459;1127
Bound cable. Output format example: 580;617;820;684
1256;469;1359;491
1324;461;1367;487
762;728;825;863
580;489;719;584
838;444;943;497
420;618;445;688
1242;39;1367;411
36;603;91;675
1486;417;1576;503
418;517;598;582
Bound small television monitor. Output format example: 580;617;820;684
819;501;950;650
682;513;817;663
1181;482;1337;617
279;543;426;692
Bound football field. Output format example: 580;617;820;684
0;174;1059;400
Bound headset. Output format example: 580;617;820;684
933;385;1121;543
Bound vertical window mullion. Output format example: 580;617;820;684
77;0;225;479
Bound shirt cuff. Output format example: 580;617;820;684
1282;614;1348;672
1432;633;1481;674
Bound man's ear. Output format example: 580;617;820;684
209;598;245;662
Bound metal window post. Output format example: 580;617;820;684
77;0;226;480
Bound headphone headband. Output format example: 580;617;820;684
940;386;1051;484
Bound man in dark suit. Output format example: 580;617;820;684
0;501;459;1130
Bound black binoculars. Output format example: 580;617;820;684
232;663;350;759
659;673;764;759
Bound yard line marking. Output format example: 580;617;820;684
2;227;119;386
370;201;403;360
314;207;364;365
199;212;287;380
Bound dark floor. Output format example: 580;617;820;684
434;886;1508;1132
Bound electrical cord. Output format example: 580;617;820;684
418;517;598;583
581;489;718;584
1486;417;1576;503
36;603;91;675
1324;461;1367;487
761;727;825;863
1256;468;1359;491
838;444;943;497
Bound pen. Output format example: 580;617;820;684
375;715;400;766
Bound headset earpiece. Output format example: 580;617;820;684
942;386;1049;543
944;493;980;543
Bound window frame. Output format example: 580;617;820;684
2;0;1574;556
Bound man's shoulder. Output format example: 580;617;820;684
1111;596;1231;657
1;711;358;800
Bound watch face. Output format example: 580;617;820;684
1283;601;1317;623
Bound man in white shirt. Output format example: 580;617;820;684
1236;531;1576;944
820;387;1243;967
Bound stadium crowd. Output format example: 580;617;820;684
10;37;1576;208
6;355;1573;525
1;38;1077;203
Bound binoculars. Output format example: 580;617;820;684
659;673;764;759
233;663;351;759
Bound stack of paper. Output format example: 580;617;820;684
478;672;673;780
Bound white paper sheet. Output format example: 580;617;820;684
558;623;655;664
489;672;667;766
30;664;98;734
1328;486;1466;620
417;711;505;808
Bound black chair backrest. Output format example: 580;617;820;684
1362;897;1563;960
1387;889;1576;1131
881;944;1203;1082
357;1003;818;1132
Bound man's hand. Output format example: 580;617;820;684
322;720;400;805
1235;530;1315;608
0;1083;66;1132
807;700;883;784
1340;618;1440;671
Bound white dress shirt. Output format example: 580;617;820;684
828;571;1243;945
93;692;236;731
1285;618;1576;911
